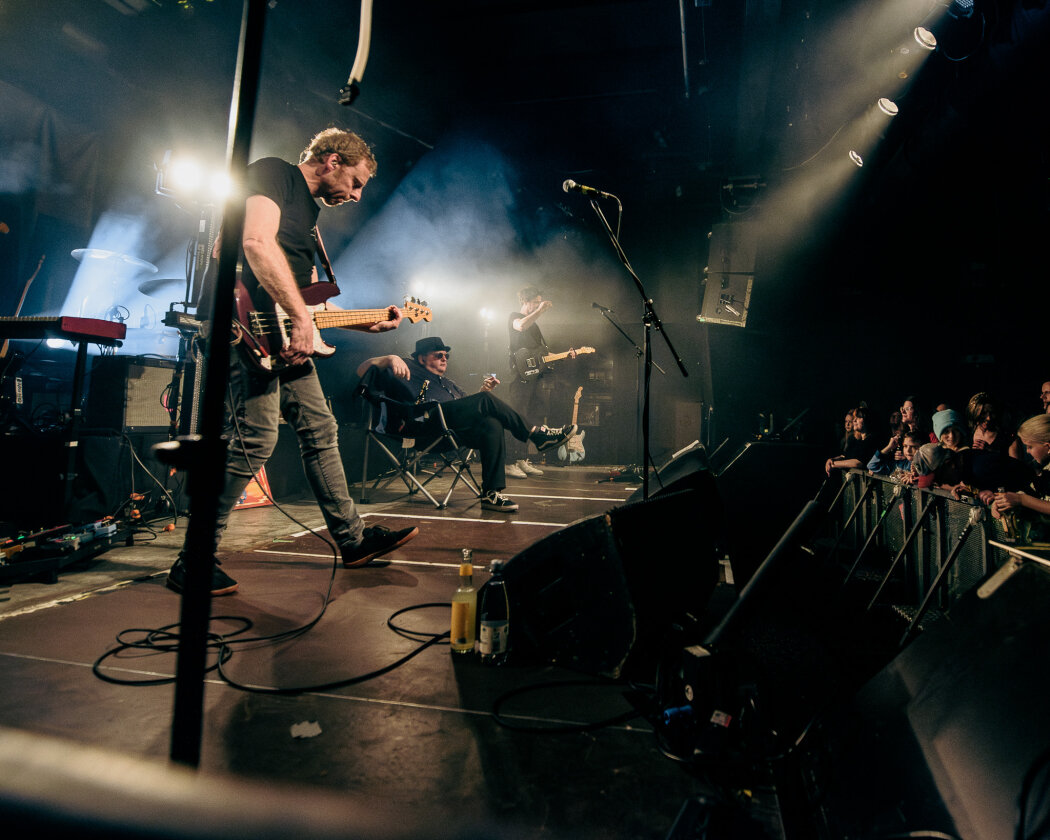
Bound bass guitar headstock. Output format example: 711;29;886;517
401;297;433;324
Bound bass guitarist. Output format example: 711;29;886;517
167;128;417;597
506;285;577;478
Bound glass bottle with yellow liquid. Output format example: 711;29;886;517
450;550;477;654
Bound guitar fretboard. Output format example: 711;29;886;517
311;309;392;329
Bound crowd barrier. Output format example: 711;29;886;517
822;470;1020;615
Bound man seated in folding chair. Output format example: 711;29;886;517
356;337;577;512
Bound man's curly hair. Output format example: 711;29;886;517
300;128;377;176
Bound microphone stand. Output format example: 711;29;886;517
594;306;665;463
595;307;666;376
153;0;267;768
587;198;688;500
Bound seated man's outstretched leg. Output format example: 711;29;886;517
440;391;577;450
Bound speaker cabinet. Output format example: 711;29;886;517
86;356;180;432
500;482;723;679
801;559;1050;840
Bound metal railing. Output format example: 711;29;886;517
823;470;1018;620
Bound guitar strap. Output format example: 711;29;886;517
313;225;339;290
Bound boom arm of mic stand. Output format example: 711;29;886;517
598;309;666;375
590;200;688;378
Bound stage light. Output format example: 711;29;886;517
877;98;899;117
848;150;864;167
208;171;232;202
913;26;938;51
914;0;985;62
155;150;231;205
168;157;203;193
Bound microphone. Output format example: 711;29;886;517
592;302;613;313
563;179;614;200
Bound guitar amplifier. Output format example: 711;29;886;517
86;356;180;432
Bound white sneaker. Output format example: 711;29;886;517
505;462;528;479
517;459;544;476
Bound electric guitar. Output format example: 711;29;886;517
557;386;586;464
233;279;432;374
510;345;595;383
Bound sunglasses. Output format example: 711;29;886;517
430;352;450;360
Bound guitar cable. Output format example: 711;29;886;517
93;368;452;695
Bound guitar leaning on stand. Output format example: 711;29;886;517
510;345;595;384
557;386;586;464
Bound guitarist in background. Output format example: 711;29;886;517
167;128;417;597
506;285;577;478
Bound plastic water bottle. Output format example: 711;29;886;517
478;559;509;665
450;551;476;654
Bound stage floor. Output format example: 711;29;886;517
0;464;782;839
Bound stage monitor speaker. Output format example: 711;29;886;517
86;356;179;432
804;559;1050;840
500;482;722;679
626;442;712;505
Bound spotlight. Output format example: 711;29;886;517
913;26;938;51
914;0;985;61
877;98;899;117
155;150;232;206
209;172;232;202
848;150;864;167
168;157;203;193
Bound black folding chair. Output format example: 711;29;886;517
355;368;481;509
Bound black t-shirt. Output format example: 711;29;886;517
508;311;545;353
241;158;320;311
199;158;320;316
843;434;879;467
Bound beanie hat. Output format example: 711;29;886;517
932;409;965;439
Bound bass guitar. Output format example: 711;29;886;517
510;345;595;384
233;279;432;374
557;386;586;464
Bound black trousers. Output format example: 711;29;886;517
435;392;532;493
506;375;549;461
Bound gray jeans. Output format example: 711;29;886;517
204;356;364;553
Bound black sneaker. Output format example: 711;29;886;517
529;423;578;453
480;490;519;511
342;524;419;568
165;557;238;596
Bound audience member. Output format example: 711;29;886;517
967;392;1021;460
1040;381;1050;414
912;408;970;490
993;414;1050;542
868;428;923;477
838;407;856;452
826;406;879;475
